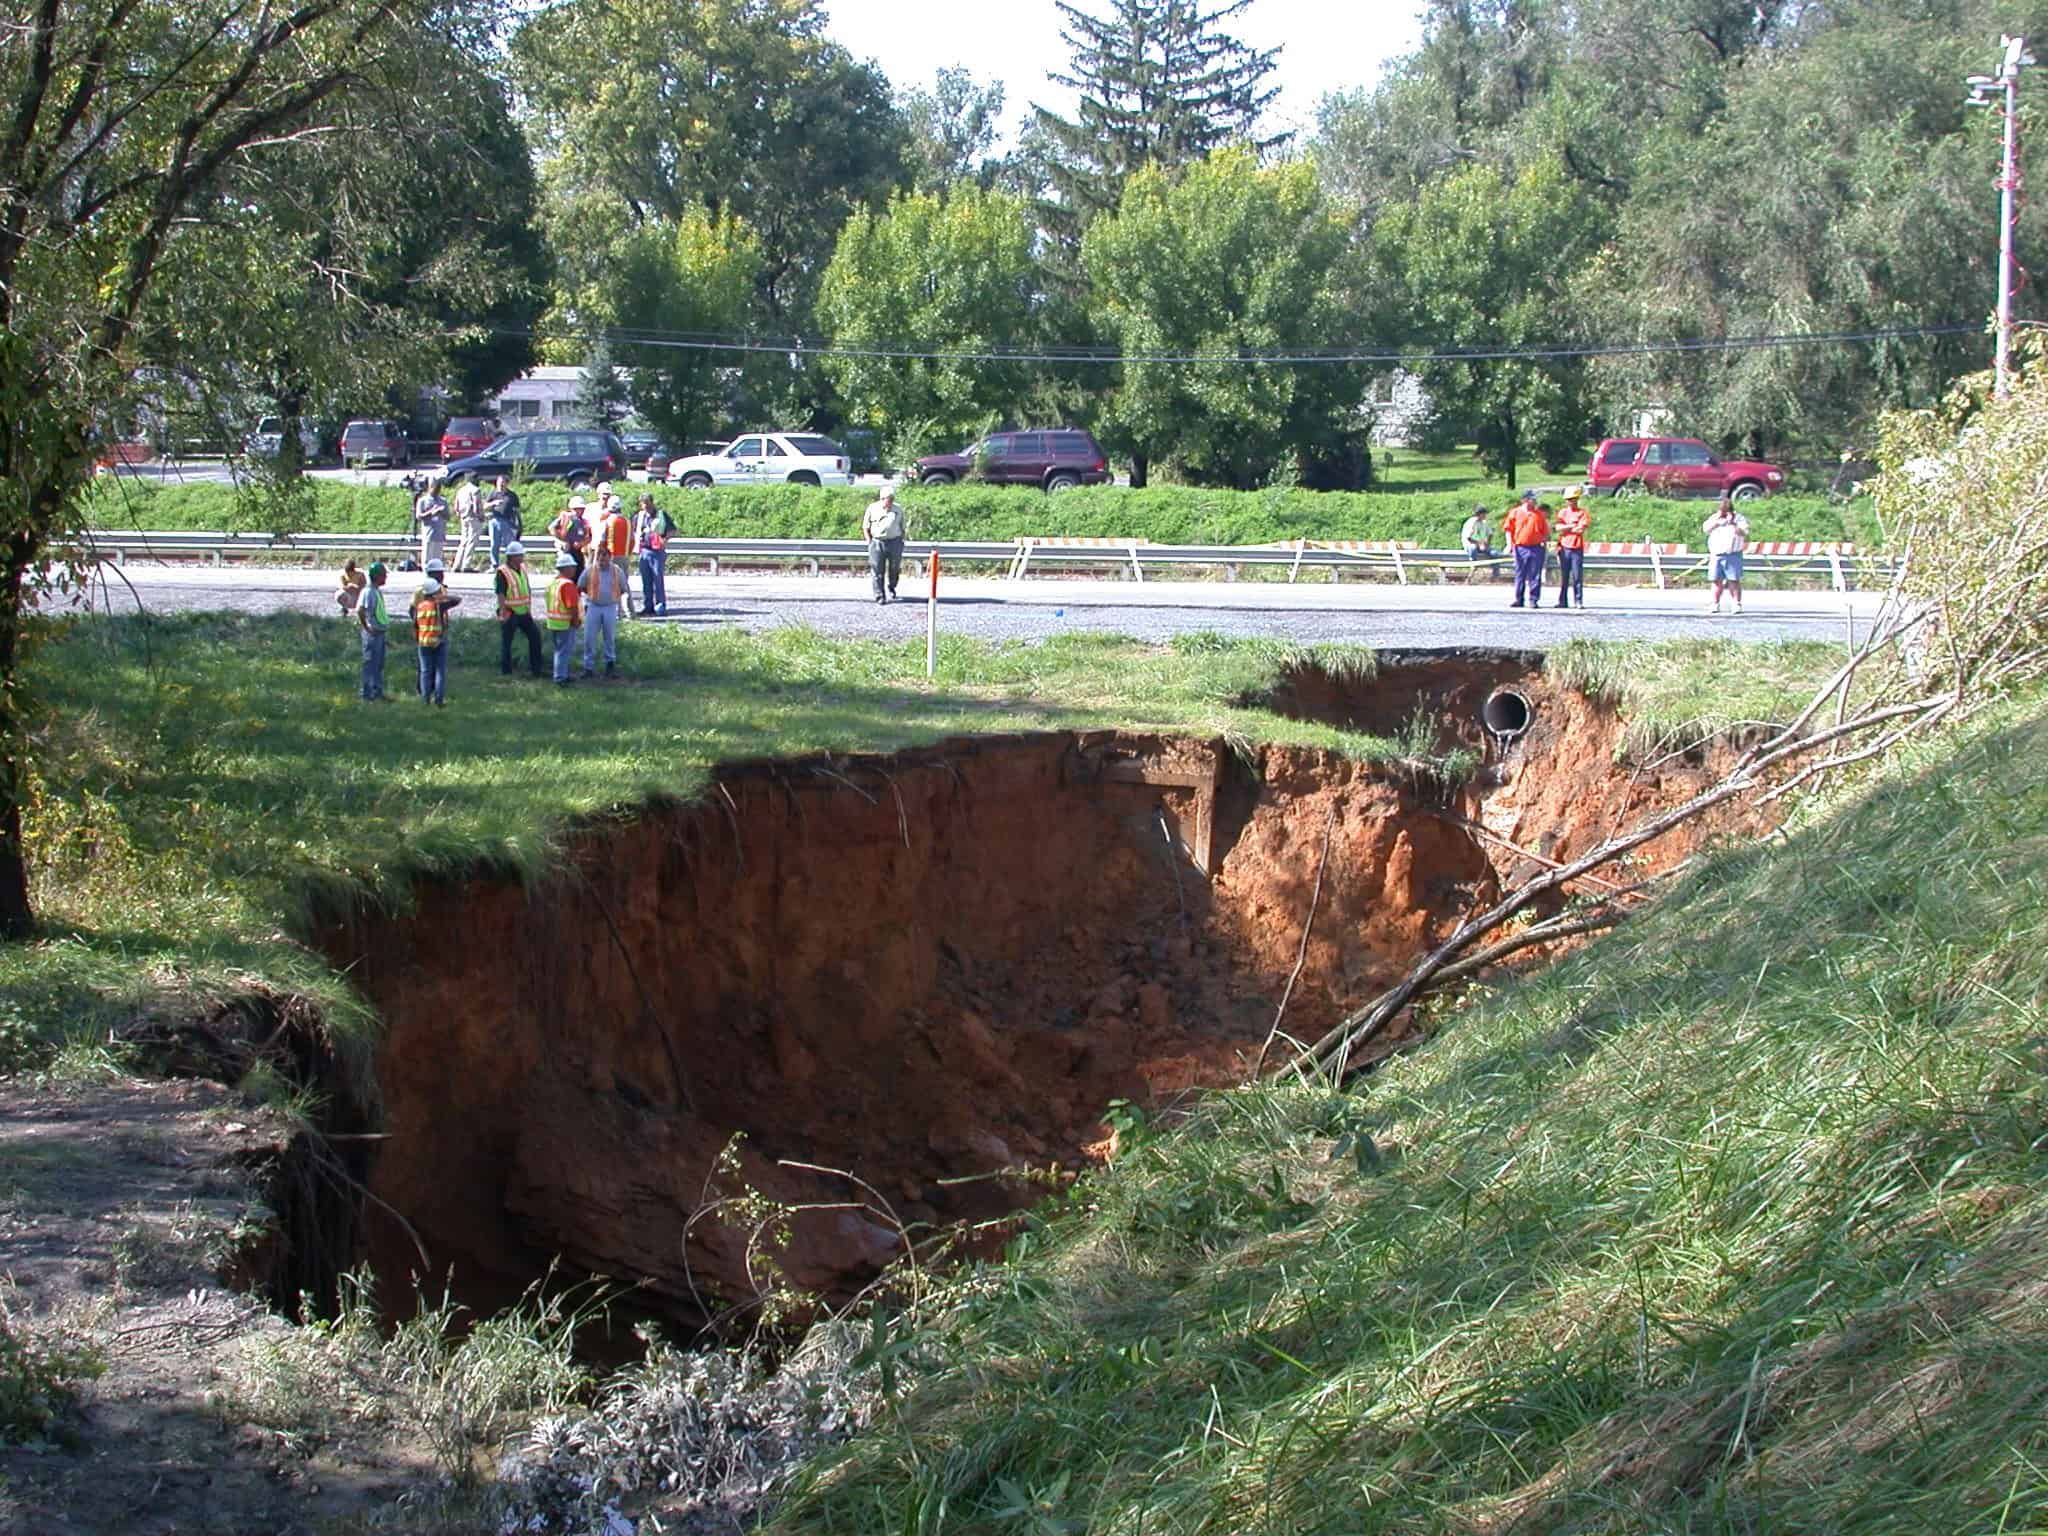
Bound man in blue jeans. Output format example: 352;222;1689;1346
357;561;391;701
412;559;461;706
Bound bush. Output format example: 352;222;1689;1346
0;1308;103;1444
82;477;1879;551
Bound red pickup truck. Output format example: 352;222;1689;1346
1588;437;1786;499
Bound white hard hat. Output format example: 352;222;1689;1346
418;578;441;596
597;481;613;496
568;495;587;510
555;552;576;568
505;541;526;557
425;557;447;574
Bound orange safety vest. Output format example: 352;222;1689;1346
597;510;629;557
413;592;444;646
546;573;580;629
497;563;530;618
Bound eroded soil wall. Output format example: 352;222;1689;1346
324;658;1755;1323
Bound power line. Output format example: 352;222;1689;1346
502;321;1984;367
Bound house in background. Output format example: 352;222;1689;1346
491;365;586;425
1368;371;1433;447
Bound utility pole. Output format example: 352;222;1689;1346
1969;36;2033;399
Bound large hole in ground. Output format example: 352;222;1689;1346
316;653;1756;1327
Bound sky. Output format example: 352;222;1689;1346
820;0;1428;147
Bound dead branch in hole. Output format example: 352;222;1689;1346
715;782;745;872
1256;803;1338;1074
1292;543;2034;1082
1442;813;1649;899
581;868;695;1113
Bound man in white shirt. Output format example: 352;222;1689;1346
451;474;484;571
863;486;906;604
1703;494;1750;615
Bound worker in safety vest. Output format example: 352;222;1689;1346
550;494;591;579
593;487;631;571
1502;490;1548;610
1553;486;1591;609
545;550;583;686
495;541;544;678
412;557;461;707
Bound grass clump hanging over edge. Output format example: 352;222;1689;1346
759;692;2048;1536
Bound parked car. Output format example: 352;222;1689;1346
665;432;852;488
1587;437;1786;500
442;428;629;488
245;415;321;461
438;416;498;462
620;431;673;477
914;428;1109;491
340;419;412;468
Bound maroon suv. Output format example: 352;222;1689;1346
915;428;1109;491
1588;437;1786;499
438;416;497;462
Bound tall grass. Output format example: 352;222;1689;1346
761;695;2048;1536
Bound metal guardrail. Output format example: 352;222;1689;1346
72;530;1897;591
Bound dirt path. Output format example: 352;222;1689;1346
0;1076;428;1536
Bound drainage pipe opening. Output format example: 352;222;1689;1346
1482;688;1533;739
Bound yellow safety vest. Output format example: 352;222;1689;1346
413;592;444;646
497;563;530;618
545;574;578;629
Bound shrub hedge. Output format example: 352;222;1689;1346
81;476;1881;551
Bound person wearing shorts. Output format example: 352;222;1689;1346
1703;495;1750;615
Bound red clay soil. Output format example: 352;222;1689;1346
320;659;1759;1327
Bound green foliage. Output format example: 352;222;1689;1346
1029;0;1285;259
1083;151;1369;489
511;0;905;335
85;476;1874;550
1375;159;1609;485
763;692;2048;1536
818;187;1045;458
904;68;1008;193
0;1308;104;1446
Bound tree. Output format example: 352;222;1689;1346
1575;13;2029;451
816;187;1043;463
904;68;1007;193
576;334;632;430
0;0;501;936
511;0;906;330
1374;159;1608;484
1083;150;1366;489
617;213;762;446
1031;0;1286;262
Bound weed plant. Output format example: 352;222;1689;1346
761;696;2048;1536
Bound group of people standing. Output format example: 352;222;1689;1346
1460;486;1751;613
344;477;678;703
1461;486;1594;609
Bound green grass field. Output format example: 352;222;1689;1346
762;691;2048;1535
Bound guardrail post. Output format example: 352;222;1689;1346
805;557;818;576
1011;542;1032;580
708;556;719;576
1128;543;1143;583
1827;548;1845;593
1648;542;1665;589
1391;546;1407;585
1289;541;1305;583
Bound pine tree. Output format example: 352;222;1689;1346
575;333;632;431
1031;0;1286;256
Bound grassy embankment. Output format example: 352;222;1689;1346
761;689;2048;1535
80;464;1881;554
5;616;1835;1083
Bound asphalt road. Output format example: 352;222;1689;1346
83;562;1878;649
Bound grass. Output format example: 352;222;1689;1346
15;615;1717;1076
759;691;2048;1536
1547;635;1862;759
